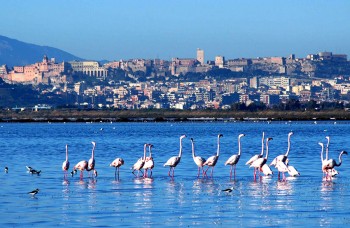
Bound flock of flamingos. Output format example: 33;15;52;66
61;132;347;181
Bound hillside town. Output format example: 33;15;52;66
1;49;350;110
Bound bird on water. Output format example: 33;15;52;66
222;187;235;193
28;188;39;197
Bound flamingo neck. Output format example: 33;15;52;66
326;138;330;160
260;132;265;156
265;140;269;159
285;134;291;157
148;146;152;158
216;136;221;157
143;144;147;160
320;144;324;162
66;145;69;161
91;144;95;159
178;137;183;158
336;152;345;166
238;136;242;156
191;141;195;158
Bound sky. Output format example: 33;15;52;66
1;0;349;61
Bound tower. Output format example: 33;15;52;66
197;48;204;65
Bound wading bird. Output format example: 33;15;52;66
323;150;348;178
191;138;206;178
203;134;223;178
62;144;70;178
225;134;245;179
270;132;293;166
110;157;124;179
143;144;154;178
164;135;186;178
250;138;273;180
88;141;96;176
246;132;265;166
132;143;148;177
28;188;39;197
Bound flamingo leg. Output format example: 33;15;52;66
204;166;210;177
229;166;233;179
234;165;236;179
150;169;153;178
172;167;175;177
202;167;206;177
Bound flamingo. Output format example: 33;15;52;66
275;160;289;181
250;137;273;179
110;157;124;179
270;132;293;166
287;165;300;177
143;144;154;178
324;136;339;176
225;133;245;179
62;144;70;178
246;132;265;166
270;132;293;179
246;132;265;177
73;160;89;179
261;164;273;176
323;150;348;177
203;134;223;178
132;143;147;177
190;138;206;178
88;141;96;175
164;135;186;178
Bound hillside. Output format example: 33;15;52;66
0;35;83;67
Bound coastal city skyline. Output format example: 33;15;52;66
1;1;349;61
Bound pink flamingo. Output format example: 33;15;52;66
190;138;206;178
323;150;347;178
88;141;96;176
324;136;339;177
250;137;273;180
246;132;265;165
164;135;186;178
73;160;89;179
203;134;223;178
62;144;70;178
270;132;293;179
225;134;245;179
110;157;124;179
132;143;147;177
246;132;265;177
143;144;154;177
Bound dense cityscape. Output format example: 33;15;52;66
1;48;350;111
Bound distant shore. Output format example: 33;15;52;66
0;109;348;122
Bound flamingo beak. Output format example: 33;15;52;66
343;151;348;155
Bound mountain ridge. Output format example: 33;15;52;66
0;35;83;67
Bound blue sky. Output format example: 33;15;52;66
1;0;349;61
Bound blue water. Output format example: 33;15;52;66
1;121;350;227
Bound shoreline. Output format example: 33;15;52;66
0;109;348;122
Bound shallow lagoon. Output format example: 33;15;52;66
1;121;350;226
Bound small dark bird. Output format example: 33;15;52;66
29;169;41;175
70;170;75;177
5;167;8;173
222;187;235;193
28;188;39;197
